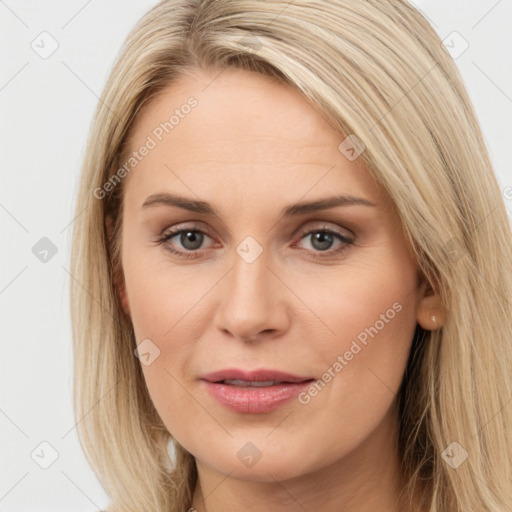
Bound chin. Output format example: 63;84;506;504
193;438;321;483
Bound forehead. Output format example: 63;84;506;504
130;67;333;141
122;67;386;211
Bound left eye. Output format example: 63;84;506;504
296;228;353;253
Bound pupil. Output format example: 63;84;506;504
313;232;333;251
181;231;203;250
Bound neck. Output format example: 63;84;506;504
189;401;424;512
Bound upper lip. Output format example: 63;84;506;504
200;368;315;383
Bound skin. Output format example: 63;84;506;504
114;66;444;512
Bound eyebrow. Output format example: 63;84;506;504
142;192;376;217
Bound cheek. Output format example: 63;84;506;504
123;258;205;438
293;253;419;434
122;246;216;423
288;248;417;352
122;241;203;340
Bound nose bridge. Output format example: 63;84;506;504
213;238;288;341
228;239;274;311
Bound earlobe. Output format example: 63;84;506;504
105;215;130;317
416;276;445;330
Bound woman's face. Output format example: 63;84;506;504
117;67;435;483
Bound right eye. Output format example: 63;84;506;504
157;225;216;259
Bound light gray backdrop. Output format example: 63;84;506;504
1;1;511;511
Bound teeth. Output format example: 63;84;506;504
222;379;280;387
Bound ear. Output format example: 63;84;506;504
416;274;445;330
106;215;130;317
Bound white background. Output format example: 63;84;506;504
1;1;511;510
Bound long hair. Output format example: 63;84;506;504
70;1;512;510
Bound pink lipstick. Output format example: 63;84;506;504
200;368;315;414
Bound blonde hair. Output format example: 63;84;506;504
70;1;512;510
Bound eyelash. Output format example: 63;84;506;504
156;224;355;260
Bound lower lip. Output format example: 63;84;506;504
202;380;313;414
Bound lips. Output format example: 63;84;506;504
200;368;314;385
200;368;315;413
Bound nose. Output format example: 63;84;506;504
213;245;290;343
